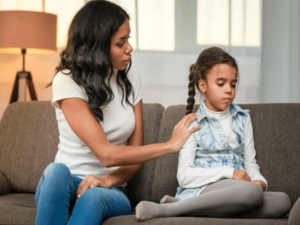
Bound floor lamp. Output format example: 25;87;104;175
0;10;57;103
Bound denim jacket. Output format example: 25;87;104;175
175;103;249;200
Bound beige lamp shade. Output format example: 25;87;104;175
0;10;57;54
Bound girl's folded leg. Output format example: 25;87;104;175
35;162;81;225
235;192;291;218
68;187;131;225
136;179;264;221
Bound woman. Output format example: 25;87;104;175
35;1;200;224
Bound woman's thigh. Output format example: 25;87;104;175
68;187;131;225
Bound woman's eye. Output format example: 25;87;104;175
117;43;124;47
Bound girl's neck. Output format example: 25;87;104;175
203;101;230;117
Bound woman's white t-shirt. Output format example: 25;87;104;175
52;69;142;187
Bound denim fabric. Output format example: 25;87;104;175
176;103;249;200
35;162;131;225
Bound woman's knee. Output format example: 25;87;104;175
43;162;70;179
35;163;71;206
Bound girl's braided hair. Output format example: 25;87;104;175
186;47;239;115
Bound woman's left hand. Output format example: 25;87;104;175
76;174;112;199
252;180;266;191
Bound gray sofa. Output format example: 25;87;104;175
0;101;299;225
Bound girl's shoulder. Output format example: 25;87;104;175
230;103;250;117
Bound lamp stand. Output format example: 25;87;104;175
10;49;37;104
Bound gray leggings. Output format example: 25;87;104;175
135;179;291;221
186;179;291;218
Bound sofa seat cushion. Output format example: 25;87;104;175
0;194;36;225
102;215;288;225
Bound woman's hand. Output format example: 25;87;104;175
252;180;267;191
76;175;112;199
233;169;251;182
168;113;201;152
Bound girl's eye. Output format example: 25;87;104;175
217;83;224;86
117;43;124;47
231;84;236;88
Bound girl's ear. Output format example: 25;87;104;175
198;79;206;93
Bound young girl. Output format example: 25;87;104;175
136;47;291;221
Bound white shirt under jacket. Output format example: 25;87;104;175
177;103;268;191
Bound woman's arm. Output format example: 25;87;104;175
76;101;144;197
243;116;268;191
58;98;200;168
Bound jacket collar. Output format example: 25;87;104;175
196;102;247;122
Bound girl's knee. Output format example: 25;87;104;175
240;183;264;209
274;192;291;217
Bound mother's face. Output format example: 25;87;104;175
110;19;133;70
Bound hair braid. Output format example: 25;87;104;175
186;64;197;115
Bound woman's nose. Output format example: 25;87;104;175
125;42;133;54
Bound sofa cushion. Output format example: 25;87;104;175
0;194;36;225
0;172;9;195
102;215;287;225
150;105;189;202
240;104;300;205
151;104;300;205
126;103;165;205
0;102;59;193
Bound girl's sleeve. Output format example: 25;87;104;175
243;115;268;190
177;120;235;189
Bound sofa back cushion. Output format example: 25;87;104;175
151;103;300;205
0;101;59;193
126;103;165;205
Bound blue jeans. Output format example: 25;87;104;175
35;162;131;225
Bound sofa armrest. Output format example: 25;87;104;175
0;172;10;195
288;197;300;225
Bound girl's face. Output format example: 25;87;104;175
110;19;133;70
199;64;237;112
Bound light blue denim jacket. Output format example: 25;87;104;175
175;103;249;200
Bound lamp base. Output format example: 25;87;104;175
10;71;37;104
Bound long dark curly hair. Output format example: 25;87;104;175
53;0;134;121
186;47;239;115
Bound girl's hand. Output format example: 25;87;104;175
233;169;251;182
168;113;201;153
252;180;267;191
76;175;112;199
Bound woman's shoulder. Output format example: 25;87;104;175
52;70;74;85
52;70;87;104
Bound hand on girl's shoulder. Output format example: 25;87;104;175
187;113;199;131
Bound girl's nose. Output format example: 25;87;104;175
226;85;232;94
